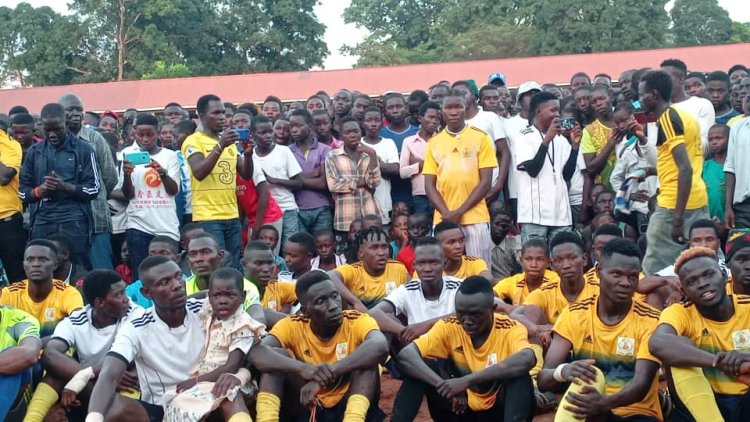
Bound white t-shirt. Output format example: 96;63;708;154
384;276;461;324
252;145;302;212
515;126;573;226
118;146;181;240
568;152;588;207
108;298;206;405
673;96;715;155
51;303;144;367
503;114;531;199
361;137;399;224
467;109;506;187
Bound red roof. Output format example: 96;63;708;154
2;43;748;113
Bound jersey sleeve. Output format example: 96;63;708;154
269;316;295;350
506;319;532;354
63;287;85;316
493;277;513;301
523;287;548;308
280;282;298;306
352;313;380;347
551;306;575;344
1;137;22;171
413;319;452;360
181;135;203;159
491;115;506;140
51;315;76;347
636;317;660;364
473;258;489;274
657;304;693;337
656;108;686;149
335;265;358;291
477;134;499;169
385;285;407;316
8;308;40;343
243;281;262;309
108;322;140;364
581;127;596;154
421;142;437;176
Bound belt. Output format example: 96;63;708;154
0;212;21;223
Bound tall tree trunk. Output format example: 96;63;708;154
117;0;126;81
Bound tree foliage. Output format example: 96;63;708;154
671;0;732;47
0;0;328;87
731;22;750;43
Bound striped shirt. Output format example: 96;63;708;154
324;148;382;231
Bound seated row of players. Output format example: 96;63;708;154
2;223;750;421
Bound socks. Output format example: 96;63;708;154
343;394;370;422
528;343;544;387
255;392;281;422
23;382;59;422
227;412;253;422
554;366;606;422
671;366;723;422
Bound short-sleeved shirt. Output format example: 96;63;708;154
581;119;616;190
0;131;22;219
182;131;239;221
51;303;145;367
109;298;205;405
236;167;283;226
658;294;750;395
703;158;726;221
493;269;560;305
384;277;461;324
290;140;332;211
655;107;708;210
523;274;600;324
422;127;498;225
432;256;488;280
252;144;303;212
361;137;400;224
270;311;379;408
554;297;662;420
414;315;532;411
0;279;84;336
336;261;408;309
184;275;261;310
0;305;40;350
260;280;297;312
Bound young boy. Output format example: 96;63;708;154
389;213;409;259
392;201;410;217
490;209;522;280
396;213;431;274
361;106;400;224
279;232;315;281
273;117;290;146
494;238;559;314
311;232;347;271
252;115;303;251
258;225;288;273
703;123;729;223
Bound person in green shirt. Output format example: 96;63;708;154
703;124;729;223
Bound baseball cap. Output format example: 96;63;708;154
488;72;506;86
516;81;542;105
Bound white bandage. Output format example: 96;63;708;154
232;367;252;386
553;363;569;382
85;412;104;422
64;366;95;394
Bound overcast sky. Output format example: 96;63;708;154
0;0;746;70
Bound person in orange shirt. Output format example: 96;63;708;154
249;271;389;422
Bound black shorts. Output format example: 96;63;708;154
138;400;164;422
298;400;386;422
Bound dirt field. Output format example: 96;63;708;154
380;374;556;421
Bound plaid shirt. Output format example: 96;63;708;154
325;148;381;231
76;126;118;233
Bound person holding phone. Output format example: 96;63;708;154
113;113;180;280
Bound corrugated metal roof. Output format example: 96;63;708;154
2;43;748;113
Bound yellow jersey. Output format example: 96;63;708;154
422;126;498;225
0;305;40;350
0;131;22;219
0;280;83;336
658;294;750;395
270;310;379;408
336;260;408;308
655;107;707;210
523;273;599;324
414;314;532;411
493;269;559;305
182;131;240;221
554;297;662;420
260;281;297;311
727;114;746;127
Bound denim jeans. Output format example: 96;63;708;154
201;218;242;270
281;210;300;253
126;229;155;280
31;220;91;270
297;206;332;235
520;223;570;246
89;232;113;270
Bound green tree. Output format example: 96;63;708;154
671;0;732;46
730;21;750;43
141;61;192;79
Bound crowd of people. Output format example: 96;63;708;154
0;58;750;422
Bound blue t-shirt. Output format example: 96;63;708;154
126;274;189;308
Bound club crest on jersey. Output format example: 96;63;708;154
486;353;498;368
732;329;750;350
616;337;635;356
335;342;348;361
385;281;396;295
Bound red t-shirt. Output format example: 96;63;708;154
237;175;283;226
396;244;415;275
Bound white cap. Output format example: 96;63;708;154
516;81;542;105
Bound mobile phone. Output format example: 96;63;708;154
559;117;576;130
235;128;250;141
124;151;150;165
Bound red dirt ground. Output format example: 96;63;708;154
380;374;555;421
